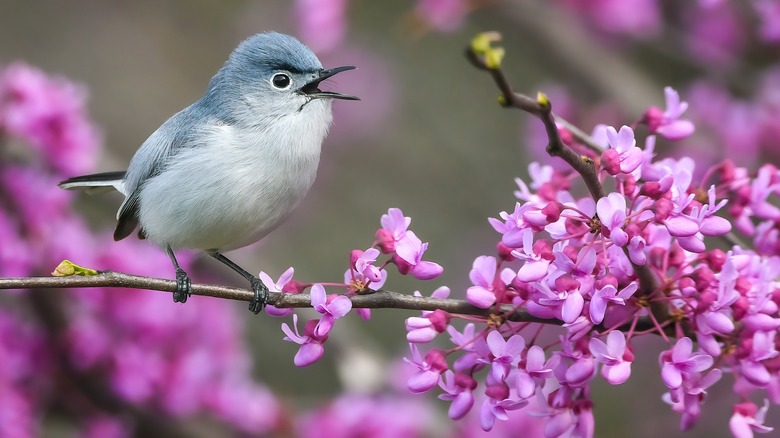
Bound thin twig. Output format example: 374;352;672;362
465;49;605;200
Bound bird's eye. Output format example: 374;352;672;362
271;73;292;90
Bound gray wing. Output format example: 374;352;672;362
115;103;214;241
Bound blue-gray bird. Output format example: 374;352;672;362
59;32;358;313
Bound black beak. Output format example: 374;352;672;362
300;66;359;101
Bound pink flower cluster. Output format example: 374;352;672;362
277;207;443;367
553;1;780;60
0;63;280;436
685;69;780;167
404;88;778;436
0;62;100;175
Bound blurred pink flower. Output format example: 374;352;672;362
297;393;434;438
755;0;780;43
294;0;347;53
684;2;745;66
79;416;131;438
559;0;661;37
0;309;48;438
415;0;469;32
320;47;397;143
0;62;101;175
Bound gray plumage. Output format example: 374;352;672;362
60;32;358;311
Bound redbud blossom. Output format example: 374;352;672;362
643;87;695;140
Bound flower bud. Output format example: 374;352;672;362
706;249;726;271
542;201;562;223
601;149;621;175
425;349;449;373
497;242;515;262
718;160;736;183
485;382;510;400
621;174;637;194
653;198;673;221
455;373;478;391
374;229;396;253
429;309;451;332
558;126;574;145
693;267;715;291
643;106;664;132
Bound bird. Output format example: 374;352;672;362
59;32;358;313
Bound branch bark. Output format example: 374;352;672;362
0;271;656;332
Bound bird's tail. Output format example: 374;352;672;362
59;171;127;195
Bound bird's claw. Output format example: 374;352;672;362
248;277;269;314
173;268;192;303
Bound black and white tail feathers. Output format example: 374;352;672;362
59;171;127;195
59;171;142;241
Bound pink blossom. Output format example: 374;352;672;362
406;309;450;343
438;370;476;420
532;276;585;324
729;400;774;438
395;230;444;279
281;314;325;367
662;368;722;431
511;228;553;282
660;337;714;390
599;125;644;175
589;282;637;325
482;330;525;382
375;207;410;253
515;345;553;398
353;248;383;282
259;267;300;317
596;192;629;247
739;331;778;387
589;331;633;384
404;345;448;393
644;87;695;140
467;256;499;308
479;389;528;432
310;284;352;337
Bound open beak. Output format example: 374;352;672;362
300;66;360;101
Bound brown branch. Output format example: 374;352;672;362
465;48;605;201
0;272;656;332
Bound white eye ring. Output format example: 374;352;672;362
270;73;292;90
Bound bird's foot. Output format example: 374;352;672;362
248;277;269;314
173;268;192;303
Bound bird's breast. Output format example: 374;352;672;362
138;105;332;251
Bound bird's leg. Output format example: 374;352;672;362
166;246;192;303
208;251;268;314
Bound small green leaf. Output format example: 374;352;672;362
471;32;504;69
537;92;550;107
52;260;99;277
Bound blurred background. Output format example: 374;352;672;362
1;0;779;437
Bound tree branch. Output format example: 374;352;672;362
0;271;656;332
465;48;605;200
